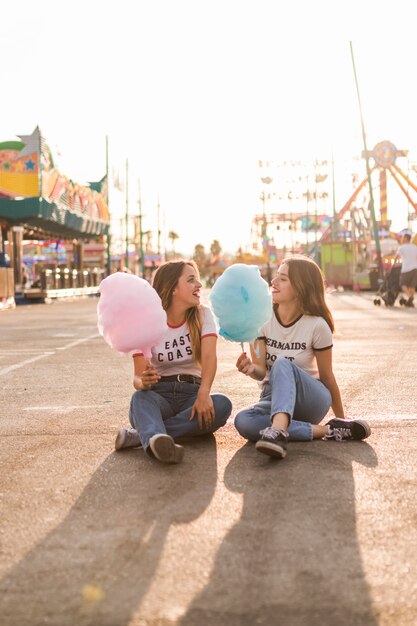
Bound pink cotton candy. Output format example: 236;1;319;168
97;272;167;358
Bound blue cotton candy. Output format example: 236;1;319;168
209;264;272;343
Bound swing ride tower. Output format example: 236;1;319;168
320;140;417;289
252;141;417;290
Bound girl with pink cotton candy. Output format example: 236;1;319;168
99;260;232;464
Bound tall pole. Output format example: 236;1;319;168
157;194;161;259
314;159;318;248
37;126;42;199
125;158;129;270
290;212;295;253
261;190;267;257
138;178;144;277
163;209;168;260
407;157;411;229
305;172;310;252
105;135;111;275
350;41;383;277
330;148;336;273
351;208;357;292
331;149;336;240
263;187;272;282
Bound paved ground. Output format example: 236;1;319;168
0;290;416;626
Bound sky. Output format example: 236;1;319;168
2;0;417;255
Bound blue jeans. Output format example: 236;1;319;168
129;381;232;453
234;357;332;442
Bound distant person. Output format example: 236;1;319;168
0;252;10;268
116;265;132;274
115;259;232;464
22;263;32;288
234;255;371;460
394;233;417;307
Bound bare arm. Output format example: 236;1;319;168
190;335;217;429
132;355;160;390
315;348;345;419
199;335;217;392
235;339;267;381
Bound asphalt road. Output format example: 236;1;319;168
0;291;416;626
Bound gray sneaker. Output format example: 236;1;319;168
149;434;184;464
115;427;142;451
255;427;288;459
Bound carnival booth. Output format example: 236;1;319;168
0;127;110;307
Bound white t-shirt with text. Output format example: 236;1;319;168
259;311;333;382
134;304;217;378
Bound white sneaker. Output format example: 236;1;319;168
115;428;142;451
149;434;184;464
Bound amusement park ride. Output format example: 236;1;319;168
253;140;417;290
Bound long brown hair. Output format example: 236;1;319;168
275;255;335;332
152;260;203;363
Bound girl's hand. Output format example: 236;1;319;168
236;352;255;376
190;390;215;430
140;361;160;389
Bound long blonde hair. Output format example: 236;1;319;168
276;255;334;332
152;260;203;363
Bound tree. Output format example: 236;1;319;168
210;239;222;258
168;231;179;257
193;244;207;267
192;244;209;279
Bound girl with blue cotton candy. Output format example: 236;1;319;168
233;255;371;460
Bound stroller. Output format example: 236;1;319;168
373;264;402;306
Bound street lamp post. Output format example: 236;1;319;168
260;174;273;281
105;135;111;275
125;158;129;271
350;41;383;278
137;178;144;277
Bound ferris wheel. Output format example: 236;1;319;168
321;140;417;244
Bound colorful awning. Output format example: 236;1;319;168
0;197;109;239
0;127;109;240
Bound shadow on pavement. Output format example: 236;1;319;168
180;440;379;626
0;434;218;626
